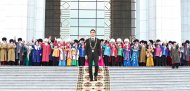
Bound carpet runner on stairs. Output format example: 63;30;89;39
77;66;110;91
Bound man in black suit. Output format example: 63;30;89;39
85;29;101;81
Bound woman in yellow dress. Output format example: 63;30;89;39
66;42;72;66
146;45;154;66
52;45;60;66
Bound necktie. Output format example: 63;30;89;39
91;38;95;41
91;38;95;47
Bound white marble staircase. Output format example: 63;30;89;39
0;66;78;91
1;66;190;91
109;67;190;91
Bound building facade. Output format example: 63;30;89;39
0;0;189;43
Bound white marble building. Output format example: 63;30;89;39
0;0;45;41
136;0;183;43
0;0;189;43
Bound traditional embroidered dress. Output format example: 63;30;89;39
66;44;72;66
23;45;28;66
123;44;131;66
171;45;180;68
42;43;51;66
117;45;123;66
171;47;180;64
71;45;78;66
102;44;111;66
131;44;139;66
32;44;42;66
155;46;162;66
116;38;123;66
59;45;67;66
146;48;154;66
110;43;117;66
140;45;146;64
52;47;60;66
25;45;33;66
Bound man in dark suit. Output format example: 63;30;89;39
85;29;101;81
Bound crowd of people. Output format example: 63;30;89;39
0;36;189;69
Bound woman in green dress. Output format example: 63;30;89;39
170;42;180;69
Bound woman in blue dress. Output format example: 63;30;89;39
131;40;139;66
32;41;42;66
123;38;131;66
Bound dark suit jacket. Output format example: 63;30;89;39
15;42;24;60
85;38;101;58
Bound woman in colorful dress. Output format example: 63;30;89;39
155;44;162;66
131;39;139;66
59;41;67;66
140;40;147;66
24;42;33;66
116;38;123;66
71;40;79;66
52;39;60;66
102;40;111;66
110;39;117;66
32;41;42;66
171;42;180;69
66;38;72;66
146;45;154;66
41;38;51;66
123;38;131;66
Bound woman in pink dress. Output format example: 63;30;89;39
110;39;118;66
98;39;105;66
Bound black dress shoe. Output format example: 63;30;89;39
94;76;97;81
90;79;93;81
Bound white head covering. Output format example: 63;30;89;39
56;38;62;42
44;38;49;42
110;38;115;43
124;38;129;43
116;38;122;43
104;37;110;41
